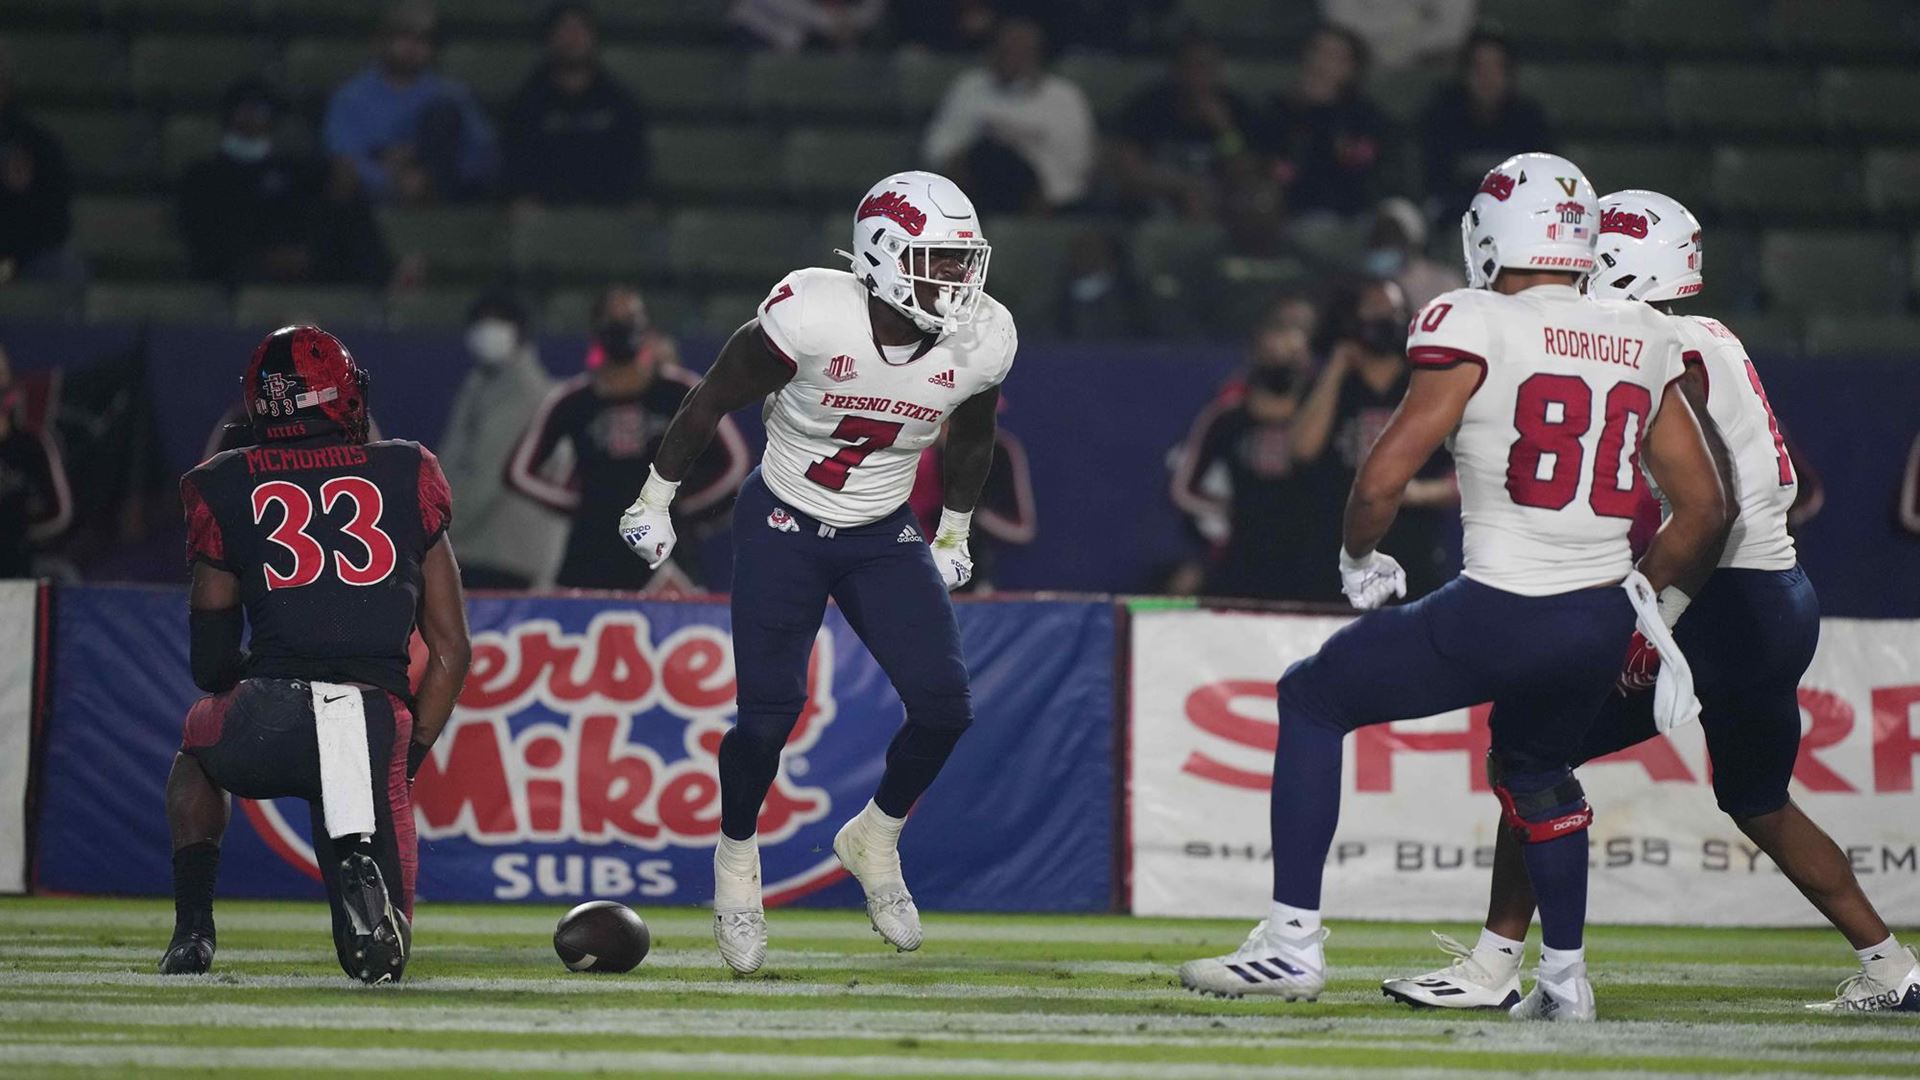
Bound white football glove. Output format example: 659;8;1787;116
931;508;974;591
1338;548;1406;611
618;466;680;569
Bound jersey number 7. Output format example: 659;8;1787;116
1506;373;1652;518
804;415;904;491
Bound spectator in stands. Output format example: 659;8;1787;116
729;0;885;53
1321;0;1477;72
507;286;748;592
1290;278;1456;600
1114;33;1262;220
324;0;498;204
438;290;567;589
1417;30;1552;218
503;2;649;208
179;78;391;287
1362;196;1459;310
0;345;71;576
1170;319;1323;601
0;41;81;286
922;17;1095;213
1260;24;1390;220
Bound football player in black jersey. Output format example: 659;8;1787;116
162;326;471;983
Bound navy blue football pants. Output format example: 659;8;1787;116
1269;575;1635;949
1579;564;1819;818
719;469;971;839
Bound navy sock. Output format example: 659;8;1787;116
873;723;965;818
171;841;220;938
1519;815;1589;951
1268;705;1348;909
717;726;785;841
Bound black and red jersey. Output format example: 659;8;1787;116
181;437;452;698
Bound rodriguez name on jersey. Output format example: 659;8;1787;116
755;267;1018;528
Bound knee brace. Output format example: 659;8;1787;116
1487;754;1592;843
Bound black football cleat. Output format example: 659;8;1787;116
159;929;215;975
339;853;408;984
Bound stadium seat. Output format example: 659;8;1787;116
1370;67;1440;126
1864;150;1920;218
71;196;190;276
434;0;547;37
1771;0;1920;59
84;282;231;325
261;0;388;34
232;284;383;330
784;128;919;203
1623;0;1772;60
648;126;786;203
129;35;273;108
1819;68;1920;137
45;111;160;191
1564;141;1712;216
596;0;730;42
1055;53;1162;122
1477;0;1610;57
1665;65;1820;135
668;209;817;286
604;47;746;118
3;34;126;108
159;114;223;179
1711;147;1863;220
438;41;539;107
1759;229;1906;314
1803;314;1920;354
1130;217;1226;305
508;206;669;284
0;0;98;30
1179;0;1318;50
698;290;768;336
981;215;1087;332
1691;226;1763;313
894;51;973;119
746;52;896;121
377;205;511;282
103;0;260;31
284;37;373;110
1518;64;1664;136
384;287;480;330
1718;312;1803;356
0;281;79;323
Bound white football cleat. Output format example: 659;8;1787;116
1509;963;1596;1022
1806;949;1920;1014
1178;921;1327;1001
1382;932;1523;1010
712;842;768;975
833;815;922;952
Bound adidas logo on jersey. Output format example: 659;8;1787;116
928;369;955;388
897;525;922;544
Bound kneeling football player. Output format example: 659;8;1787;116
160;326;471;983
618;171;1015;974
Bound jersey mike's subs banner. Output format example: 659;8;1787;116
1129;608;1920;926
37;585;1114;911
0;581;40;894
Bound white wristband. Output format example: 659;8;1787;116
638;465;680;511
1656;586;1691;629
936;508;973;542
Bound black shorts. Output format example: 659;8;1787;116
182;677;417;972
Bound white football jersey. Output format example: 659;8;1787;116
756;268;1018;527
1406;283;1687;596
1666;315;1797;570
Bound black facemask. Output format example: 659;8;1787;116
1356;316;1408;357
1248;366;1298;396
596;319;642;363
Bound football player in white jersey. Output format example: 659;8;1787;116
1178;154;1731;1021
617;171;1016;974
1384;190;1918;1016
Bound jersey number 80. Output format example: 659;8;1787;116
1506;373;1652;518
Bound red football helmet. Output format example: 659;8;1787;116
243;325;370;443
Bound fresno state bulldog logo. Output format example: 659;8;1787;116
856;191;927;236
767;507;800;533
1477;172;1516;201
1601;208;1650;239
825;354;857;383
244;612;851;906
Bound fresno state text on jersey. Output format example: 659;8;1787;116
1406;285;1686;596
755;267;1017;528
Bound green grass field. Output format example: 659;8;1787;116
0;898;1915;1078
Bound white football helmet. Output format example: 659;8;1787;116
1586;189;1703;304
839;171;991;336
1460;152;1598;289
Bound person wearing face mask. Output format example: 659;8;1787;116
507;286;748;591
922;17;1095;213
1170;320;1326;601
1362;197;1462;311
1291;278;1458;600
0;344;71;577
433;291;568;589
178;78;390;286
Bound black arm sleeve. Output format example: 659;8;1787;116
189;606;247;693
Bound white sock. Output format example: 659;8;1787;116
1267;901;1321;938
1858;935;1912;986
1474;927;1526;970
1539;945;1585;978
715;833;759;877
857;799;906;841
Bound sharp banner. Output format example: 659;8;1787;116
36;586;1114;912
1128;609;1920;925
